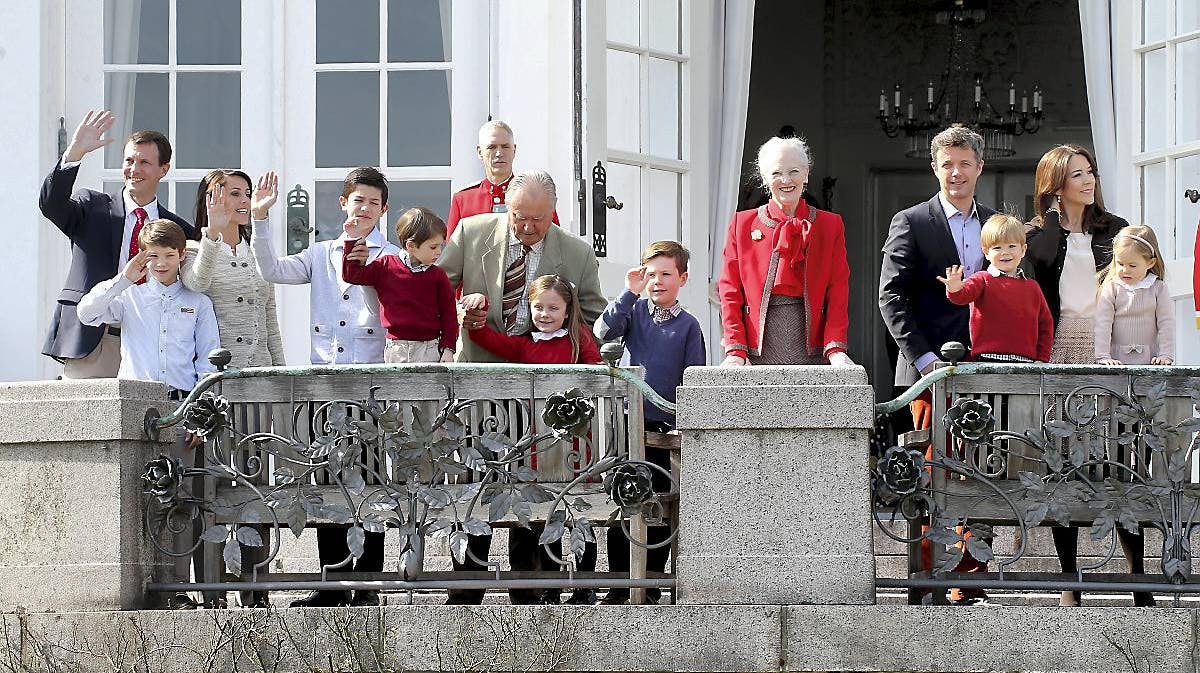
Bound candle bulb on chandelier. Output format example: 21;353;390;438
879;91;887;115
1009;83;1015;108
894;85;901;110
907;99;914;120
1022;94;1028;113
974;81;981;104
927;82;934;105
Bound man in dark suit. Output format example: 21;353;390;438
878;126;995;605
40;110;193;377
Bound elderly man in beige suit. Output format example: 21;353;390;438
436;169;606;605
439;169;606;363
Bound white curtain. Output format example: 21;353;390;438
1079;0;1122;213
704;0;755;363
106;0;142;165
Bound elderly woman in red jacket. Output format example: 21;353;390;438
719;136;853;366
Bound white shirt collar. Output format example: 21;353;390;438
938;192;978;222
1115;272;1157;291
401;249;431;273
986;265;1025;279
147;275;182;297
507;229;547;254
123;190;161;220
336;227;386;251
530;328;568;342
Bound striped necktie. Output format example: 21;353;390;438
502;244;531;332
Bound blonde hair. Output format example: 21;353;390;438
980;213;1025;249
1099;225;1166;287
527;275;585;362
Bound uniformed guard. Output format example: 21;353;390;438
446;120;558;237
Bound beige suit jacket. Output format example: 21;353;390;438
438;213;606;362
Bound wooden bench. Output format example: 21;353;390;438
191;366;675;603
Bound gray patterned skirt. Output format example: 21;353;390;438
748;295;824;365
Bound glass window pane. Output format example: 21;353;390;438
647;0;679;53
1142;0;1170;44
104;180;168;206
317;0;380;63
386;71;451;166
314;181;350;242
646;169;680;243
606;0;640;45
388;0;451;62
1181;0;1200;33
105;0;168;64
383;180;452;245
1142;48;1169;152
104;72;169;169
1179;39;1200;144
647;58;680;159
604;162;641;265
175;181;201;225
176;73;241;169
1140;162;1167;238
316;72;380;168
1176;154;1199;259
177;0;241;65
606;50;640;154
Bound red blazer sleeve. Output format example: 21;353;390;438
435;268;459;352
342;251;382;286
469;325;527;362
1035;287;1054;362
821;217;851;356
551;209;561;226
946;272;987;305
446;193;464;239
577;329;602;364
718;214;750;358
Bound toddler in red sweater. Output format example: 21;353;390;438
344;207;458;362
466;274;602;364
938;213;1054;362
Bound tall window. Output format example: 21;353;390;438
600;0;689;264
1135;0;1200;362
310;0;453;246
102;0;242;221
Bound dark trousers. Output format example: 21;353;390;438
1052;526;1155;606
606;441;673;601
313;527;385;601
446;530;598;604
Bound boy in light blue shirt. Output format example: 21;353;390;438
78;219;220;392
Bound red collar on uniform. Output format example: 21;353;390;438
483;175;514;201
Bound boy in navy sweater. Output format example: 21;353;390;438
594;240;705;603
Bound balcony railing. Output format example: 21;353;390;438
141;359;679;604
873;350;1200;604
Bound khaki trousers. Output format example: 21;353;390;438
62;332;121;378
383;338;441;363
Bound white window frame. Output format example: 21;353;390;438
1124;0;1200;364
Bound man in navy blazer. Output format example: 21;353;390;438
39;110;193;377
879;126;996;396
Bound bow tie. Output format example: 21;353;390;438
1122;344;1146;355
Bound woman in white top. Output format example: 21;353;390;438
1023;144;1149;608
180;169;285;609
182;170;285;368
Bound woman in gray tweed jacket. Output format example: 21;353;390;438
182;169;285;369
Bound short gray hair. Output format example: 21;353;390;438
756;136;812;186
508;170;556;203
478;120;514;143
930;126;984;163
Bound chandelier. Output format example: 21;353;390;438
876;0;1044;160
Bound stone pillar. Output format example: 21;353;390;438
0;379;174;611
674;366;876;605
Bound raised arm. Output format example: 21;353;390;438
40;111;115;238
77;275;130;326
250;216;314;285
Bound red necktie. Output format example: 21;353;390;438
130;207;148;284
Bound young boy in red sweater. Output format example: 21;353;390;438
343;207;458;362
938;213;1054;362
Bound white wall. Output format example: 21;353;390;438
0;1;67;382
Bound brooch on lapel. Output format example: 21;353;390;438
750;229;763;241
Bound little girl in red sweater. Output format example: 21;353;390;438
467;275;602;365
467;275;601;604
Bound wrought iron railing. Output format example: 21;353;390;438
140;355;678;603
872;346;1200;603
